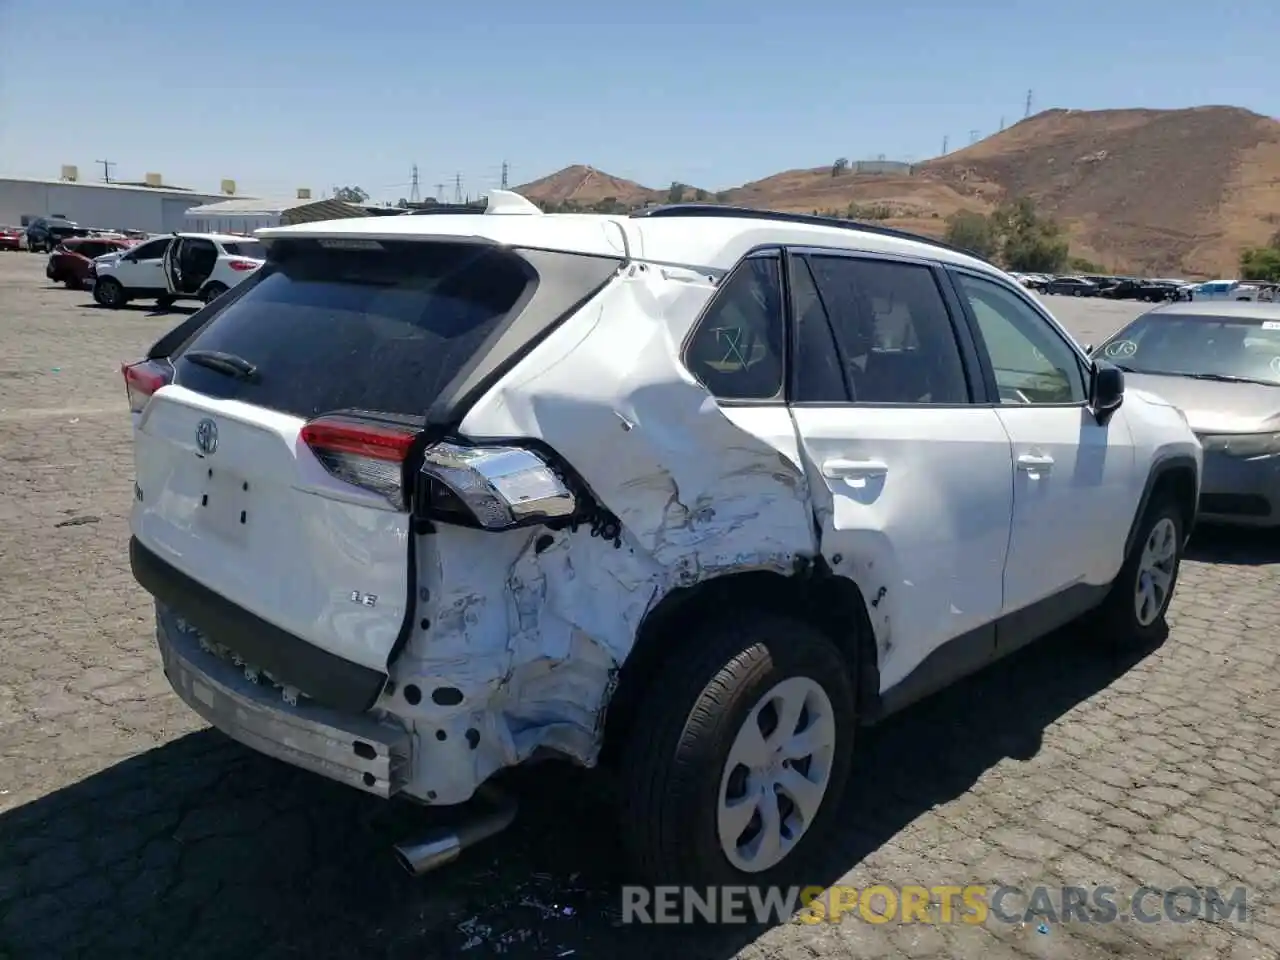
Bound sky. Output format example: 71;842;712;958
1;0;1276;203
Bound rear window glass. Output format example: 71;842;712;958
172;239;535;420
222;240;266;259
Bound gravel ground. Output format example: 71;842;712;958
0;251;1277;960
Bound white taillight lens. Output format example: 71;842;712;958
419;442;576;530
122;359;174;414
300;415;419;509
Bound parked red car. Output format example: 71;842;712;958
0;225;23;251
46;236;134;289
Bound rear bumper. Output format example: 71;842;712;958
130;537;387;713
156;602;411;798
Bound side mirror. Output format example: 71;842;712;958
1090;360;1124;423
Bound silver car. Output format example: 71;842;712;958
1091;301;1280;527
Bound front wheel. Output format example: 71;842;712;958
93;277;125;309
1096;497;1185;646
619;612;856;887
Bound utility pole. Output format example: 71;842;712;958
1025;89;1034;118
453;173;462;204
409;163;421;204
941;134;949;155
95;159;116;183
500;161;509;189
999;116;1006;132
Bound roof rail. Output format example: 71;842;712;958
630;203;988;262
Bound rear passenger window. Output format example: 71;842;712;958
684;253;785;400
804;255;969;404
172;239;537;420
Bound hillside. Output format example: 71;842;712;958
515;107;1280;276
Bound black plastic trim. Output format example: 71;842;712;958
426;248;625;427
1123;453;1201;557
130;537;387;713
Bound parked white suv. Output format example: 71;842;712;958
91;232;264;309
124;193;1201;886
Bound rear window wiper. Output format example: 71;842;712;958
1183;372;1276;386
184;349;259;382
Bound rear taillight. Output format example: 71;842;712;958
228;259;258;272
301;415;420;510
122;359;174;414
418;442;577;530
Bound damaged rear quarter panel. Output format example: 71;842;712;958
387;263;820;802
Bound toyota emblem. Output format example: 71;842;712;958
195;418;218;455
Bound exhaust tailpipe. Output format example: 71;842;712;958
393;785;518;877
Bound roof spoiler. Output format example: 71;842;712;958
484;190;542;216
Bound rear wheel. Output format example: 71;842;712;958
619;612;855;887
1096;497;1184;646
202;282;228;304
156;295;176;309
93;277;125;309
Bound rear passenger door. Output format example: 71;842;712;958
785;249;1015;697
948;269;1137;641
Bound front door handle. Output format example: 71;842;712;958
1016;453;1055;473
822;458;888;480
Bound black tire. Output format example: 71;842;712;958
1095;497;1184;647
619;612;856;888
156;295;176;309
202;282;228;304
93;277;125;309
64;276;82;290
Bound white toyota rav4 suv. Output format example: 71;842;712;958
91;231;265;309
124;192;1201;886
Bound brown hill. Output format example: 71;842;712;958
515;164;659;208
516;107;1280;276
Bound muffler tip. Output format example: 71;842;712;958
393;834;463;876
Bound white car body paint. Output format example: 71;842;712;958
132;201;1204;811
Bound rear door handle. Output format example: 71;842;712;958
822;458;888;480
1016;453;1055;472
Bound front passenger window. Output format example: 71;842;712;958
684;254;785;400
956;273;1087;404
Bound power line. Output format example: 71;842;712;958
95;159;116;183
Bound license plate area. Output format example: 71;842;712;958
197;465;250;544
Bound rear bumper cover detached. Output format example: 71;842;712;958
129;537;387;713
155;603;411;797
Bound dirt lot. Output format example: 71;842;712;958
1;251;1277;960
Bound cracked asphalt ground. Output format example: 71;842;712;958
1;251;1277;960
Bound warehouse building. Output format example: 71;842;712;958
0;169;241;234
183;192;398;234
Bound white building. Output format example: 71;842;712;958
184;196;399;234
0;175;238;234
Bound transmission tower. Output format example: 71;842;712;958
969;129;980;145
941;135;949;155
999;116;1006;132
1025;89;1034;118
409;163;421;204
453;173;462;204
501;161;509;189
434;183;444;201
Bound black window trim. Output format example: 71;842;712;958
678;246;789;407
130;237;172;262
784;244;986;409
944;265;1093;409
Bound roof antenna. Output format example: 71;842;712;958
484;190;542;216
